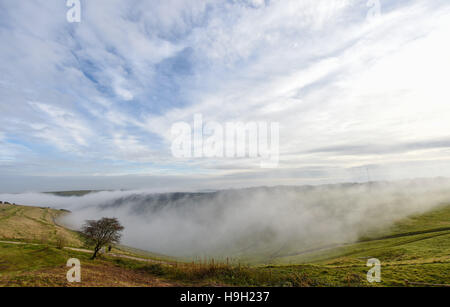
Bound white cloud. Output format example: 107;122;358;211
1;0;450;191
28;101;92;150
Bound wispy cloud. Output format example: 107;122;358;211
1;0;450;191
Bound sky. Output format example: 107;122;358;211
1;0;450;193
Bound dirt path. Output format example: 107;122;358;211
108;252;171;264
0;240;170;265
64;246;169;264
63;246;92;253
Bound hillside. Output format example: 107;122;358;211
266;204;450;286
271;204;450;264
0;202;84;247
48;180;450;260
0;202;449;287
0;203;186;286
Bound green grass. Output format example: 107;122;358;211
0;243;89;274
114;244;179;263
0;203;85;247
0;203;449;287
136;203;450;286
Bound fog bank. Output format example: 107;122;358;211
2;178;450;259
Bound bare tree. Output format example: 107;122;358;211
81;217;124;259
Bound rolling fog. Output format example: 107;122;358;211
1;178;450;259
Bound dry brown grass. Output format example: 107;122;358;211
0;263;181;287
0;203;83;247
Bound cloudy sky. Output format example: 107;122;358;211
1;0;450;193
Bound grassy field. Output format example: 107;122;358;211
0;203;84;247
0;202;449;287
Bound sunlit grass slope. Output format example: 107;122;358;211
0;202;448;287
0;203;83;247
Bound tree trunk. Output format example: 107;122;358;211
91;247;100;260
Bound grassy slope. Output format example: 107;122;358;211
263;204;450;286
0;243;184;286
274;204;450;264
112;204;449;287
0;203;449;287
0;203;84;247
0;203;186;286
